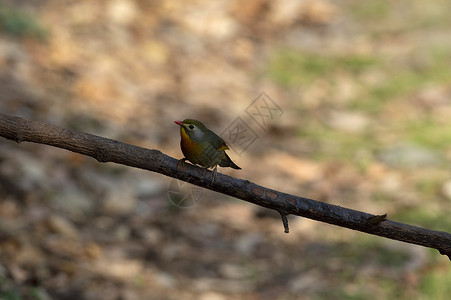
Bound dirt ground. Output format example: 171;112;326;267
1;0;451;299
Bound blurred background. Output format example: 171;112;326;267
1;0;451;299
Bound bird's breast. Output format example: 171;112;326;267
180;129;203;158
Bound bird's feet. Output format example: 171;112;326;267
210;165;218;185
176;158;186;170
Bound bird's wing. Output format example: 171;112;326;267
206;130;229;151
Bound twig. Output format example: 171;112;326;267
0;113;450;260
279;212;290;233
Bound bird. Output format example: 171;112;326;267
174;119;240;184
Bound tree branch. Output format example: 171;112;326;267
1;113;450;260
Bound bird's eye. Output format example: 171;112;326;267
189;125;195;129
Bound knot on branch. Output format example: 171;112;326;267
95;146;109;163
14;133;22;143
367;214;388;225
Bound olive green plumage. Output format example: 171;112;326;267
174;119;241;183
177;119;240;169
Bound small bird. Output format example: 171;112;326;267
174;119;241;183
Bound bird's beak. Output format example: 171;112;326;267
174;120;183;126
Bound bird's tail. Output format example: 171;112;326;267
219;152;241;169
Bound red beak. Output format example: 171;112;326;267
174;120;183;126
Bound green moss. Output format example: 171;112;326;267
348;0;451;33
0;291;22;300
405;119;451;150
266;49;379;87
351;47;451;113
394;207;451;233
0;2;48;40
297;124;376;166
348;0;390;21
316;289;371;300
420;267;451;300
415;178;442;196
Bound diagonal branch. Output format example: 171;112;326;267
0;113;450;260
